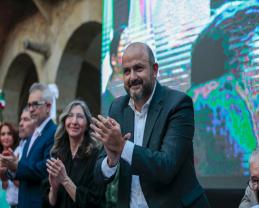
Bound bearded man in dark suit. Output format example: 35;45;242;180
91;42;210;208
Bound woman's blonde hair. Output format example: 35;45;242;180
50;100;100;160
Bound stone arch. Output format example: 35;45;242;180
3;53;38;124
56;21;102;116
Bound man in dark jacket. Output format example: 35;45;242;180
91;42;210;208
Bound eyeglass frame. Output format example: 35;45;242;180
26;100;47;110
247;178;259;190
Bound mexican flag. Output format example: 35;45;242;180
0;90;5;109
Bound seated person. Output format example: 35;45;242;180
239;148;259;208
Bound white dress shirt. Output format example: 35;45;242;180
27;117;51;156
102;82;157;208
5;140;26;206
6;177;18;206
16;139;27;160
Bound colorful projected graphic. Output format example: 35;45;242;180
101;0;259;182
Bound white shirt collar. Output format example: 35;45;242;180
35;117;51;136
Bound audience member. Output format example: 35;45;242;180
0;83;56;208
43;100;106;208
239;148;259;208
0;122;19;208
16;107;36;159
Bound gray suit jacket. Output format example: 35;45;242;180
95;83;208;208
239;186;258;208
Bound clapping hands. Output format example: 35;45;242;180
0;148;19;172
46;158;68;191
90;115;131;167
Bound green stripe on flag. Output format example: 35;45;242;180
0;89;5;109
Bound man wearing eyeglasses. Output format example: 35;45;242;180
0;83;57;208
239;148;259;208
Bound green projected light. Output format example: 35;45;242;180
101;0;259;184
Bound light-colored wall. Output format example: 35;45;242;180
0;0;102;123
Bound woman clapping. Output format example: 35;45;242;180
44;100;106;208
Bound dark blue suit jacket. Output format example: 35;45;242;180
16;119;56;208
95;83;209;208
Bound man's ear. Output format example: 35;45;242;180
153;63;158;78
46;102;52;113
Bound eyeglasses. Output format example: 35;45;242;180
248;178;259;190
27;101;46;109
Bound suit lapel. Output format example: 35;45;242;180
142;83;163;147
26;133;43;158
121;105;134;198
22;137;31;159
26;120;53;158
123;105;134;142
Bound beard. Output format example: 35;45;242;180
125;78;154;102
